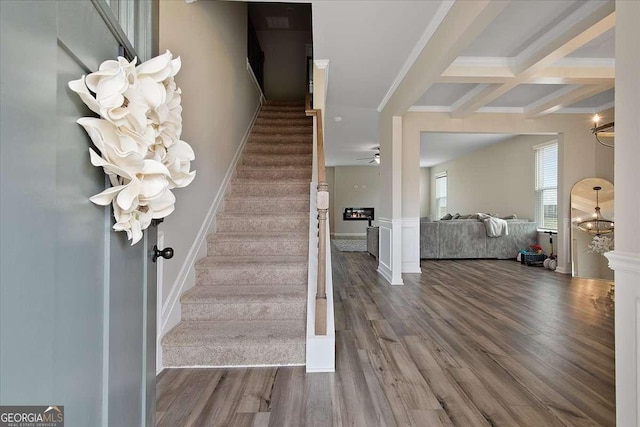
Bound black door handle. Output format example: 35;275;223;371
153;245;174;262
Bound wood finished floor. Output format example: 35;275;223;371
156;248;615;426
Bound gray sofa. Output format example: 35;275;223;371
420;218;538;259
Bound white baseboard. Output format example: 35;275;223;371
555;267;571;275
158;98;263;360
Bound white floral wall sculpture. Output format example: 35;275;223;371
69;50;195;245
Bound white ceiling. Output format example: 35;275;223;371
308;0;616;167
312;0;445;166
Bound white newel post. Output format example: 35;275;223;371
606;1;640;425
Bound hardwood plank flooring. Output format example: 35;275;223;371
156;249;615;426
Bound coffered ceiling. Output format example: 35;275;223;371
310;0;615;166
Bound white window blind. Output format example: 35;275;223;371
435;172;447;219
534;143;558;230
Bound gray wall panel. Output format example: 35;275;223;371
1;1;156;426
0;0;58;404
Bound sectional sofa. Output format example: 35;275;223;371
420;217;538;259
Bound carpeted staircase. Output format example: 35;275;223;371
162;101;312;367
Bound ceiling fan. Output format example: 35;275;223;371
357;147;380;164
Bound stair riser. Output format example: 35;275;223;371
262;103;305;110
196;266;307;286
208;241;308;256
181;301;306;321
255;118;311;127
217;217;308;233
258;112;308;120
253;126;312;135
230;183;309;196
242;155;312;166
224;199;309;213
235;168;311;180
250;134;312;144
245;144;312;155
163;341;305;367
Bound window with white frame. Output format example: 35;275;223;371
534;143;558;230
435;172;448;219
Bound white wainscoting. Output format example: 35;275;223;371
401;217;422;273
378;218;404;285
605;250;640;425
555;217;571;274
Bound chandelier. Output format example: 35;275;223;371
591;114;614;148
577;186;614;235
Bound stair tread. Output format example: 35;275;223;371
196;255;308;267
232;178;309;185
246;142;312;147
182;285;306;303
218;212;308;218
163;320;306;346
236;164;311;170
210;231;308;240
224;194;310;200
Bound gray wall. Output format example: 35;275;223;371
158;1;261;306
330;166;380;236
256;30;312;101
420;167;430;217
429;135;557;221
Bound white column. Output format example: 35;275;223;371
606;1;640;424
401;118;422;273
378;115;404;285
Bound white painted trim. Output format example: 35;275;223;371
377;262;394;284
409;102;615;115
402;217;422;273
331;232;366;238
451;56;516;68
407;105;452;113
246;58;265;104
533;139;559;150
555;267;571;275
378;218;404;285
156;231;164;374
553;57;615;68
560;101;615;114
476;106;525;114
514;0;614;69
313;59;330;105
377;0;455;112
606;251;640;274
159;99;262;338
314;59;329;69
163;362;305;369
451;83;489;111
524;84;581;111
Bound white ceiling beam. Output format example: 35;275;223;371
439;64;614;85
450;2;615;118
381;0;510;116
525;83;614;118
